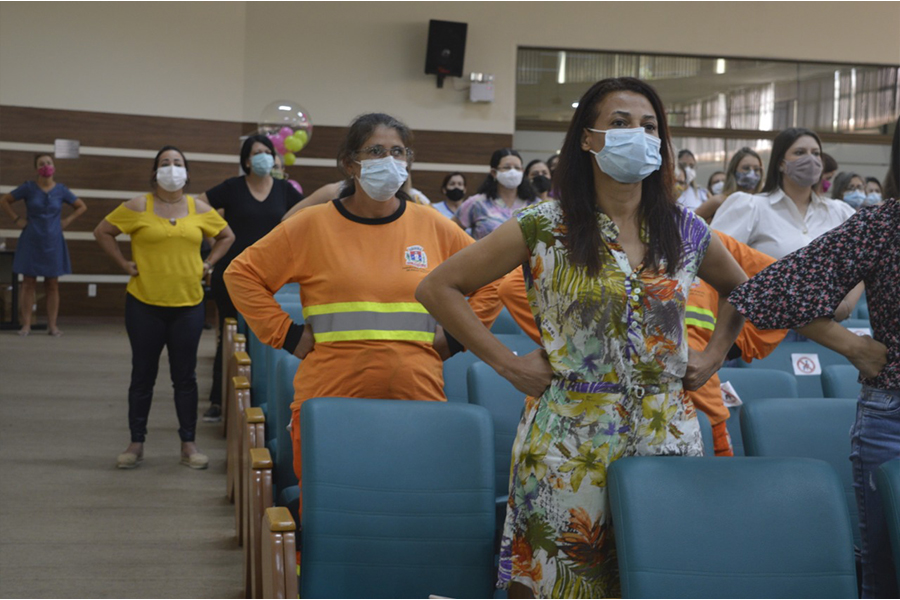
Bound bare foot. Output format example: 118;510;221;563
17;327;30;337
48;329;63;337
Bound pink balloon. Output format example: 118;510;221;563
289;179;304;195
272;137;287;155
279;126;294;139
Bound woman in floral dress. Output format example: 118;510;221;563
417;78;748;598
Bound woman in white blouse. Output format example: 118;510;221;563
711;128;855;259
711;127;861;319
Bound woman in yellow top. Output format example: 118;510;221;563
94;146;235;470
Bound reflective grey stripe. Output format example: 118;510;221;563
685;308;716;326
306;311;437;334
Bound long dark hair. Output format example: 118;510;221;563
150;145;190;188
240;134;275;175
554;77;680;276
761;127;822;194
883;116;899;200
475;148;537;202
336;113;413;202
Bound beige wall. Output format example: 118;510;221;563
2;1;899;132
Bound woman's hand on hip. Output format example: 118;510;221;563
433;325;451;361
122;261;139;277
848;335;888;379
683;348;723;391
500;349;553;397
293;324;315;360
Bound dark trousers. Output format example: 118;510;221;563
209;269;237;407
125;293;205;443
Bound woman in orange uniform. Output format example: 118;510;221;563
224;113;499;514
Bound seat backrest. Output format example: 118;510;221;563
696;411;715;457
742;341;850;397
608;456;857;599
490;307;523;335
717;367;799;456
741;396;859;547
272;352;301;496
467;361;526;498
876;458;900;590
821;364;862;399
300;398;495;599
443;334;538;404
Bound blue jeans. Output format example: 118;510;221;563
125;294;205;443
850;385;900;598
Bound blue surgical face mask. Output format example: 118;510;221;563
587;127;662;184
864;192;882;206
355;156;408;202
250;153;275;176
842;189;866;209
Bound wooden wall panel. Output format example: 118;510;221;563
0;106;255;155
1;105;512;166
20;282;129;320
0;151;240;193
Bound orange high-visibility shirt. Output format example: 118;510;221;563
224;200;501;411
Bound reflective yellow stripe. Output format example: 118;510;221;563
314;330;436;343
687;305;715;319
302;301;429;318
685;317;716;331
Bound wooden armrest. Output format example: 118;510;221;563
249;447;273;469
245;407;265;423
233;351;251;365
234;333;247;345
265;507;296;532
224;317;238;326
233;376;250;390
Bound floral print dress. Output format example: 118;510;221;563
498;201;711;598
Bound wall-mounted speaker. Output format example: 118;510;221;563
424;20;467;88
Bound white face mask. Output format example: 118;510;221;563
355;156;408;202
711;181;725;195
495;168;523;190
683;166;697;185
156;165;188;192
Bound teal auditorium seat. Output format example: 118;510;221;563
443;334;538;404
822;364;863;399
300;398;496;599
877;459;900;590
467;362;523;502
742;341;851;397
608;456;858;599
741;396;860;548
717;367;798;456
696;411;715;457
271;353;300;503
490;307;524;335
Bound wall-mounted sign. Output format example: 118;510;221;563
54;139;80;159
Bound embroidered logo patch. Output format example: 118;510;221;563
404;245;428;269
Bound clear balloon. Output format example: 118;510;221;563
257;100;313;152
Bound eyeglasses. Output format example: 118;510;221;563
355;145;413;161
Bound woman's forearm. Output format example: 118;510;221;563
206;232;235;266
417;280;516;374
94;231;129;270
1;194;20;222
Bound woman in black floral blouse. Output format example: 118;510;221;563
728;119;899;598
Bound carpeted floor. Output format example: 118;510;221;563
0;320;242;598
